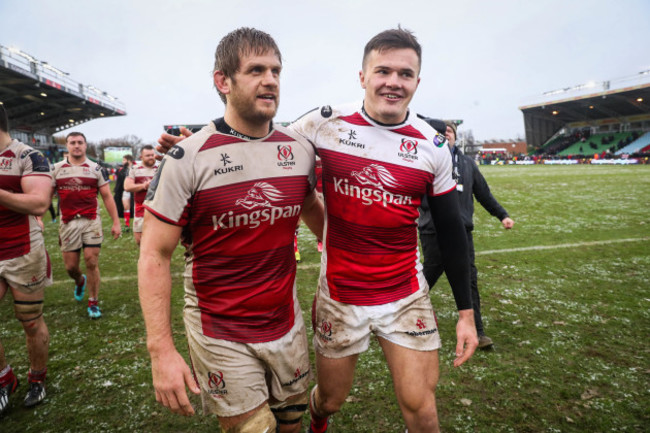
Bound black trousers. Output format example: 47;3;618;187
420;230;484;335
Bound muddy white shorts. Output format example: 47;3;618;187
59;216;103;251
0;243;52;294
185;312;311;417
312;287;441;358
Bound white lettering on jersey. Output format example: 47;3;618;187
211;182;302;230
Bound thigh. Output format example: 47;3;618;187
378;337;439;409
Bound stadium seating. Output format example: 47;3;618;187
557;132;634;156
615;131;650;155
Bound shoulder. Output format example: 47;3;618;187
273;124;315;155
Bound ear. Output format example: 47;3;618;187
359;69;366;89
214;70;230;96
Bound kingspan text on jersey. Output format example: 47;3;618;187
212;205;302;230
333;177;412;207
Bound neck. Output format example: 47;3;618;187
68;155;87;165
0;132;12;151
223;111;271;138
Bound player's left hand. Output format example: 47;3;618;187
111;222;122;239
502;217;515;229
454;309;478;367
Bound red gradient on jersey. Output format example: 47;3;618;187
319;149;433;305
0;174;30;260
56;173;101;223
187;175;309;343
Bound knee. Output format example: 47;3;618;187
84;256;99;271
316;389;345;416
221;403;276;433
15;301;47;336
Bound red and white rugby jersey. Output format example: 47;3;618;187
291;102;455;306
144;119;316;344
52;158;109;223
0;140;51;261
128;163;158;217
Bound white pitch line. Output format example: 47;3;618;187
48;237;648;286
477;237;649;255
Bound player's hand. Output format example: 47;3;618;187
454;309;478;367
501;217;514;229
36;215;45;232
151;349;201;416
111;222;121;239
156;127;193;159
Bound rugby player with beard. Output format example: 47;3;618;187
139;28;323;433
124;145;157;246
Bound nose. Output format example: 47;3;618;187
385;71;401;88
261;69;279;87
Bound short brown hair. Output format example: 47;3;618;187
65;132;87;143
362;26;422;72
213;27;282;104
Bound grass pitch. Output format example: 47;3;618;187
0;164;648;432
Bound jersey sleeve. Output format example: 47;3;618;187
429;137;456;197
143;143;195;226
96;164;109;188
127;165;136;180
289;107;322;147
20;148;52;179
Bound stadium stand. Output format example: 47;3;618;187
616;131;650;155
520;71;650;157
0;44;125;158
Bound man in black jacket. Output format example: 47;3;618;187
419;120;514;349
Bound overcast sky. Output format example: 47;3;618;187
1;0;648;143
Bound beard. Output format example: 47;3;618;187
228;82;278;126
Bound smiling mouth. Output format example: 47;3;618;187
258;95;276;101
382;94;402;100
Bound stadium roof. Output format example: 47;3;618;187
0;44;126;135
519;71;650;147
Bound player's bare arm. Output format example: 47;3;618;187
300;188;324;240
99;183;122;239
0;175;52;216
138;211;200;416
427;191;478;366
124;177;151;193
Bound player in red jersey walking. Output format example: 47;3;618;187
52;132;121;319
124;145;157;247
139;28;323;433
0;105;52;413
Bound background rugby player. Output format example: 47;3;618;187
52;132;121;319
124;145;158;246
0;104;52;412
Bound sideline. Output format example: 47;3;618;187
48;237;649;287
477;237;649;255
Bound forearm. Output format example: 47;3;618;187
300;189;324;240
138;251;176;356
0;187;50;215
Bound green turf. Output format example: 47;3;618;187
1;164;648;432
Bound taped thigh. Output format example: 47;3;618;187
14;299;44;322
221;403;276;433
271;390;308;427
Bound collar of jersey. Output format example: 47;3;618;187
361;102;410;128
212;117;274;141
